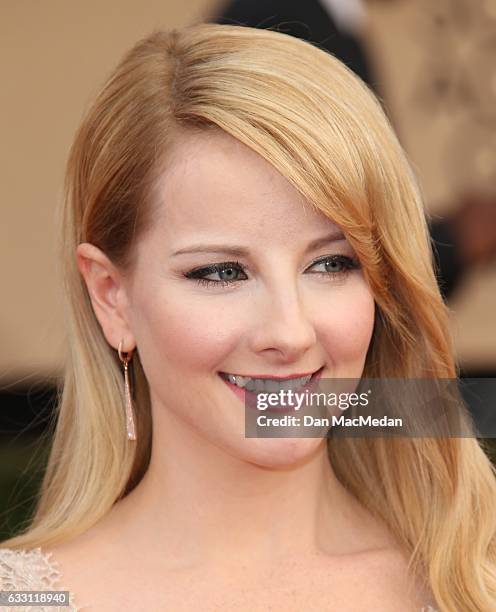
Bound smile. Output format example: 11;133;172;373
219;368;323;393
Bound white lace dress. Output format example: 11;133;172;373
0;548;85;611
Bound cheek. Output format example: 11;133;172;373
134;288;243;375
133;277;375;380
317;283;375;365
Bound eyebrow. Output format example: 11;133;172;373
170;230;346;257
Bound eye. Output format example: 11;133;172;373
184;261;248;288
184;254;361;289
306;255;360;278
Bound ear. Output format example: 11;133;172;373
76;243;135;353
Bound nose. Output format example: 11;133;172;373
248;287;317;364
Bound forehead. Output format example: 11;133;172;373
151;128;341;246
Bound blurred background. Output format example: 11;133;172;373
1;0;495;540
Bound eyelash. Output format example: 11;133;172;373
184;255;361;288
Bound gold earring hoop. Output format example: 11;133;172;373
118;340;137;441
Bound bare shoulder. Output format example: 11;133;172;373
43;533;126;612
321;546;437;611
45;531;438;612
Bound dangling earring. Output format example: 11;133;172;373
118;340;137;441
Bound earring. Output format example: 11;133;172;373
118;340;137;441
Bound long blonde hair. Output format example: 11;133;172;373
2;24;495;610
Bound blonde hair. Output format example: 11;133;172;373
2;24;495;610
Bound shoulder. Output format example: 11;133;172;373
345;547;439;610
0;547;81;611
0;547;62;590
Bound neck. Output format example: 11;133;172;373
99;401;395;574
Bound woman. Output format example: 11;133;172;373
1;23;495;611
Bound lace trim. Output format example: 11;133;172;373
0;547;86;611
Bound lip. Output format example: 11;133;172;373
219;366;325;413
219;370;320;381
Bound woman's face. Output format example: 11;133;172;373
122;128;375;467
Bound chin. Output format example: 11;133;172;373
239;436;325;470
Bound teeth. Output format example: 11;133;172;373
245;379;256;392
279;379;295;391
266;380;280;393
223;372;313;392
